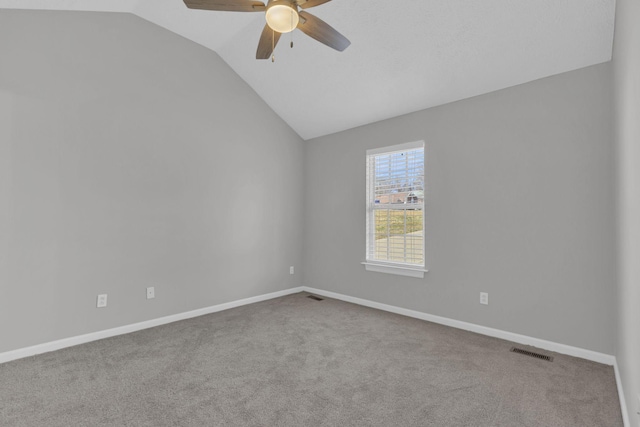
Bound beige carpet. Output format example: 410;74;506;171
0;292;623;426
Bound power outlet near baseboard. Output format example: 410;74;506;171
96;294;107;308
480;292;489;305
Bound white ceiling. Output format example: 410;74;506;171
0;0;616;140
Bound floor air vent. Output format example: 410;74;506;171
307;295;324;301
510;347;553;362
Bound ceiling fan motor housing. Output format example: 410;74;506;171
183;0;350;59
265;0;299;33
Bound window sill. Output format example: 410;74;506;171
361;262;428;278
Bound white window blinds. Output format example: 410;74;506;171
366;141;425;267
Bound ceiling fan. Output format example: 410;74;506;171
183;0;351;60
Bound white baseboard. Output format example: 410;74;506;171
614;360;631;427
0;286;304;365
1;284;628;426
302;286;631;425
302;286;632;424
2;285;614;366
302;286;615;365
302;286;631;427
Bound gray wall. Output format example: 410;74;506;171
0;8;622;370
613;0;640;423
0;10;304;353
303;63;616;354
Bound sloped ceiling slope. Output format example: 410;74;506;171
0;0;616;140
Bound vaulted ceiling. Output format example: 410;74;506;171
0;0;616;140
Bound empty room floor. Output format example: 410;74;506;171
0;292;623;426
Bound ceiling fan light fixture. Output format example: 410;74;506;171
265;1;299;33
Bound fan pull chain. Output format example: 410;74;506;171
271;29;275;62
290;10;294;48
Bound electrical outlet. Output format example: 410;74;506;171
480;292;489;305
290;266;294;275
97;294;108;308
146;287;155;299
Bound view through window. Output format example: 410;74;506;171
366;141;425;268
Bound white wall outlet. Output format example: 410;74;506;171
480;292;489;305
146;287;155;299
96;294;108;308
290;266;294;275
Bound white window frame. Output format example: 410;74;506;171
362;141;427;278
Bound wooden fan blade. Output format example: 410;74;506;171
184;0;265;12
298;0;332;9
297;11;350;51
256;24;282;59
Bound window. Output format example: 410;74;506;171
363;141;426;278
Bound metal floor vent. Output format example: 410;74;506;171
307;295;324;301
510;347;553;362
